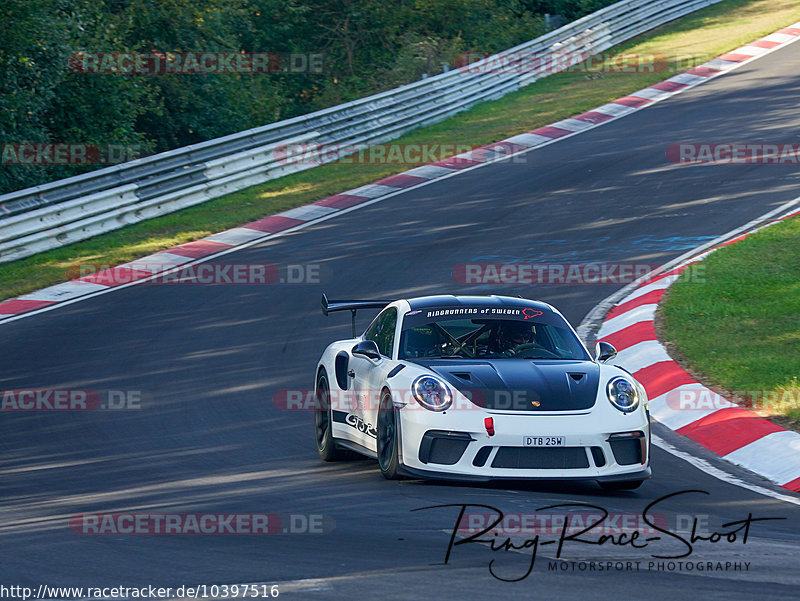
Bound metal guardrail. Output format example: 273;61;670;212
0;0;722;263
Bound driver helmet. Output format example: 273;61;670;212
500;321;532;347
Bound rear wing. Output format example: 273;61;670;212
321;293;393;337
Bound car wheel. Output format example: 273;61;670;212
598;479;644;491
377;389;402;479
314;371;346;461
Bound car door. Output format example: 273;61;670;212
351;307;398;451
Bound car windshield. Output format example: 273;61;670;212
399;309;590;361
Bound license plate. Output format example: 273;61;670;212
523;436;565;447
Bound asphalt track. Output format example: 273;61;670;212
3;35;800;601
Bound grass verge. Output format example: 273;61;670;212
2;0;800;301
659;215;800;426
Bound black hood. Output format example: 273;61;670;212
413;359;599;412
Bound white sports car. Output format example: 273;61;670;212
314;294;651;490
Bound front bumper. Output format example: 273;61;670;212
397;405;650;481
399;464;652;483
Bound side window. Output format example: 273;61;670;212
363;308;397;358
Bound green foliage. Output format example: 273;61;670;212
520;0;619;21
661;215;800;420
0;0;611;194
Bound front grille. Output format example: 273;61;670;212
473;446;492;467
428;438;469;465
590;446;606;467
418;430;472;465
491;446;589;469
609;438;644;465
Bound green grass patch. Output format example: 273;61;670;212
660;215;800;423
2;0;800;301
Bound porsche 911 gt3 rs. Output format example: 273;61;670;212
313;294;650;490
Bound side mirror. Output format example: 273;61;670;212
595;341;617;363
352;340;381;361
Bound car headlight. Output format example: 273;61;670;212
606;376;639;413
637;380;649;412
412;376;452;411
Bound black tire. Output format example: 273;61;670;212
598;479;644;491
314;372;347;462
377;389;402;479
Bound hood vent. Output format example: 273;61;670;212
412;360;600;412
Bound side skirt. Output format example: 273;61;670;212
336;439;378;459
